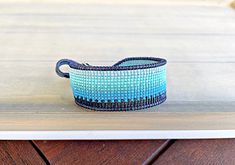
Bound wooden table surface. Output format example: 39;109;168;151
1;139;235;165
1;0;235;139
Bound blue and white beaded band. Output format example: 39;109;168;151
56;57;167;111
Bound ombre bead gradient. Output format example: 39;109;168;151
69;59;166;106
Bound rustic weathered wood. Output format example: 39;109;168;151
0;2;234;138
153;139;235;165
1;112;235;131
0;141;45;164
33;140;165;165
1;5;235;62
1;62;235;106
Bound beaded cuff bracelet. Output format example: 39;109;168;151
56;57;167;111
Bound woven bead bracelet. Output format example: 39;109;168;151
56;57;167;111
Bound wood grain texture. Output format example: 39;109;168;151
33;140;165;165
1;62;235;105
1;112;235;131
153;139;235;165
0;141;45;164
1;5;235;62
0;2;234;138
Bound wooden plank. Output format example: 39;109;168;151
1;6;234;35
33;140;165;165
1;112;235;131
0;62;234;105
0;141;45;164
0;4;234;62
153;139;235;165
1;35;235;62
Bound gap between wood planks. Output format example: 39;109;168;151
143;139;176;165
29;141;50;165
29;140;175;165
